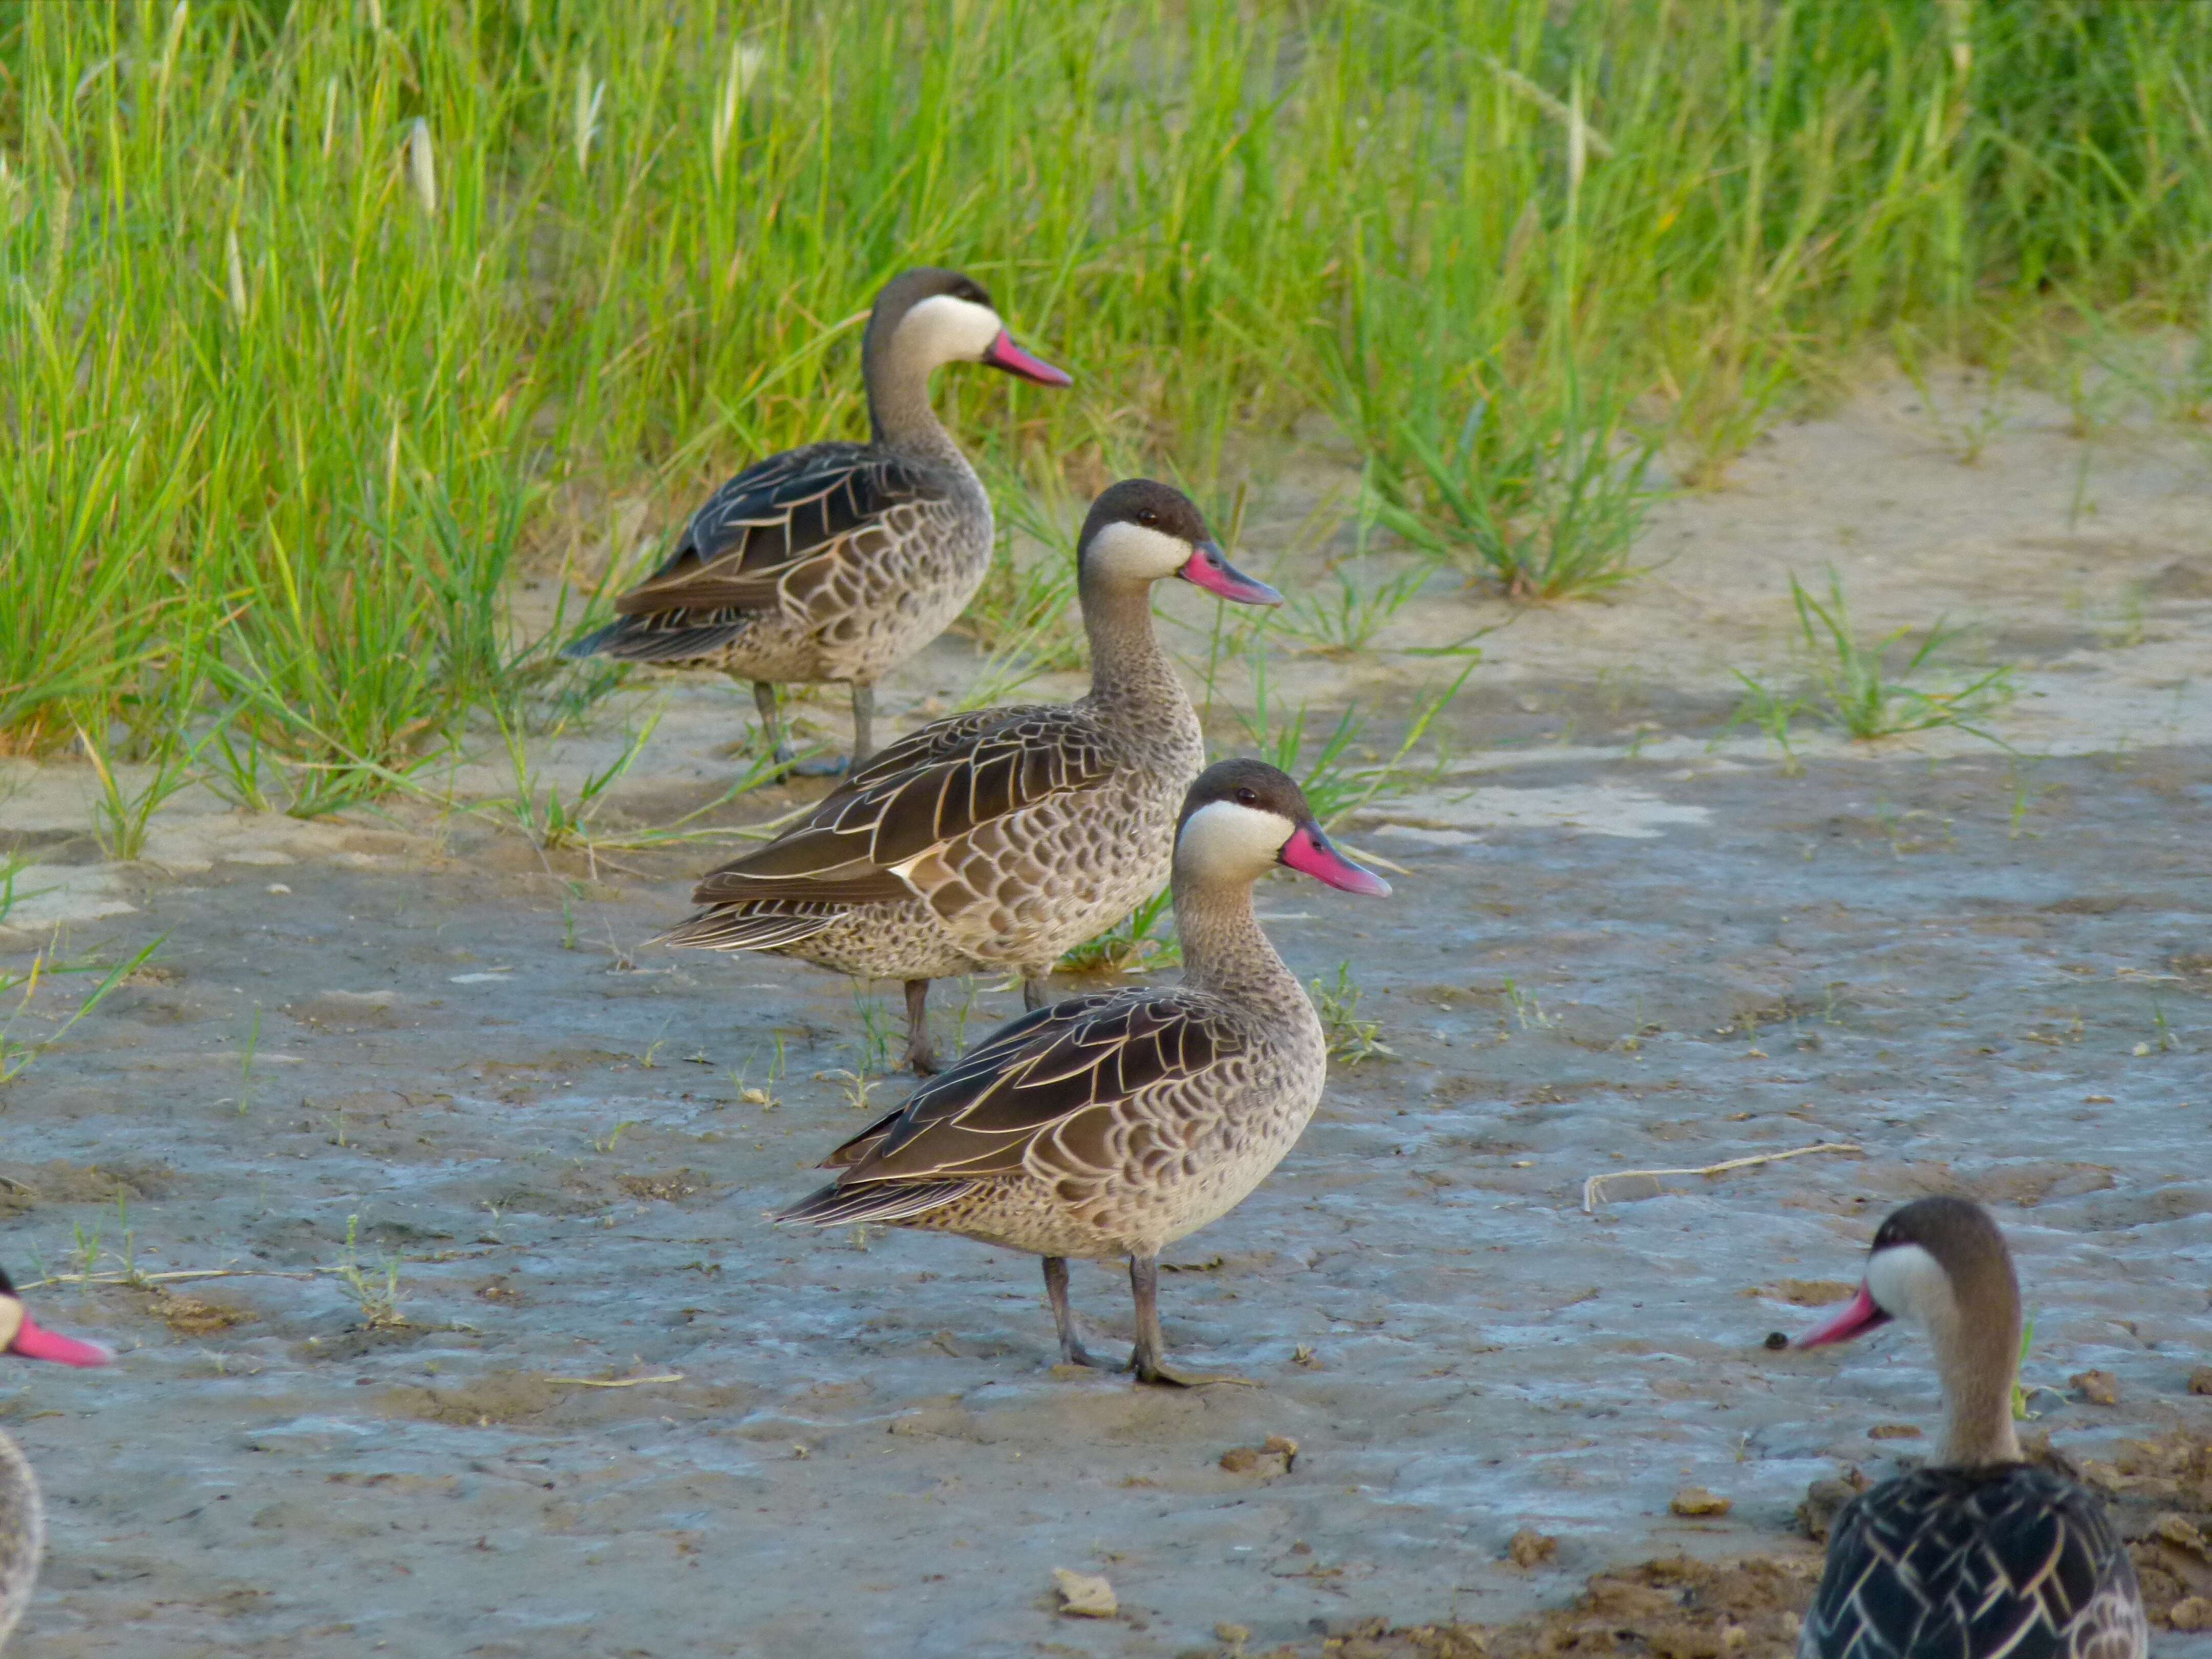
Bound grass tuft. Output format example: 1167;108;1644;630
1312;961;1391;1065
1733;572;2014;747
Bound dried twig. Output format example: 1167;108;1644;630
1582;1142;1861;1214
545;1372;685;1389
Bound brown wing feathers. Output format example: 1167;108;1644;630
613;449;919;619
775;993;1238;1215
687;717;1109;909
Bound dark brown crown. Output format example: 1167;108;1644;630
1078;479;1215;558
1177;757;1314;838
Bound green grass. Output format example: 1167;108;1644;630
1312;960;1392;1065
1233;647;1476;828
4;1;2209;777
1372;354;1661;598
1059;886;1179;977
1731;571;2015;749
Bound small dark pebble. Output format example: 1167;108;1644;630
1763;1331;1790;1350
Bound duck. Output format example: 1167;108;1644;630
1794;1196;2147;1659
563;266;1071;774
772;757;1389;1385
661;479;1283;1074
2;1269;111;1652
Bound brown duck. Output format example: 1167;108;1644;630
1795;1197;2146;1659
661;479;1281;1073
563;267;1070;773
774;759;1389;1386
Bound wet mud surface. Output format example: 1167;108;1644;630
2;738;2207;1657
3;387;2210;1656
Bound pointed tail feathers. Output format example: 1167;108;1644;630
560;615;752;664
774;1178;973;1227
655;906;840;953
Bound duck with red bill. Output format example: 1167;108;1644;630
4;1266;112;1652
1790;1198;2146;1659
560;266;1073;774
771;758;1391;1386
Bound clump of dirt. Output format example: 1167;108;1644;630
616;1168;715;1202
1506;1528;1558;1569
2075;1431;2212;1628
134;1285;257;1335
1220;1435;1300;1478
384;1371;564;1427
1763;1280;1854;1307
1220;1555;1820;1659
0;1158;174;1213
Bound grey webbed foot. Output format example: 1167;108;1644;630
1126;1252;1259;1388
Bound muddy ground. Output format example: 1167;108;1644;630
3;379;2209;1657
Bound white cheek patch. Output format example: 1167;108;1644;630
898;293;1004;365
1088;520;1192;583
1868;1243;1948;1329
1177;800;1294;876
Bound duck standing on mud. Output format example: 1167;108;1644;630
2;1270;112;1652
660;480;1281;1074
1795;1196;2146;1659
773;759;1389;1386
564;266;1071;773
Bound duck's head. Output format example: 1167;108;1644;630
1174;758;1390;896
867;266;1071;387
1078;479;1282;606
1796;1195;2017;1353
0;1268;112;1368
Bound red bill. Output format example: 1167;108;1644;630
981;331;1072;388
1179;539;1283;607
1795;1282;1891;1349
1279;823;1391;897
9;1315;113;1368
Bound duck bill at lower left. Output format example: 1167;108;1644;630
9;1317;113;1367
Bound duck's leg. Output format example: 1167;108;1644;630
1043;1257;1101;1368
752;679;854;778
749;679;795;767
1023;971;1050;1011
1127;1253;1257;1388
901;979;940;1076
847;682;876;769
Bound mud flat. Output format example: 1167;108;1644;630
2;386;2208;1656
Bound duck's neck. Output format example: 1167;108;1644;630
1931;1308;2024;1467
865;332;965;465
1171;869;1304;1011
1079;578;1185;713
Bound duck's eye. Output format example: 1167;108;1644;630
1137;509;1157;526
1235;787;1258;806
